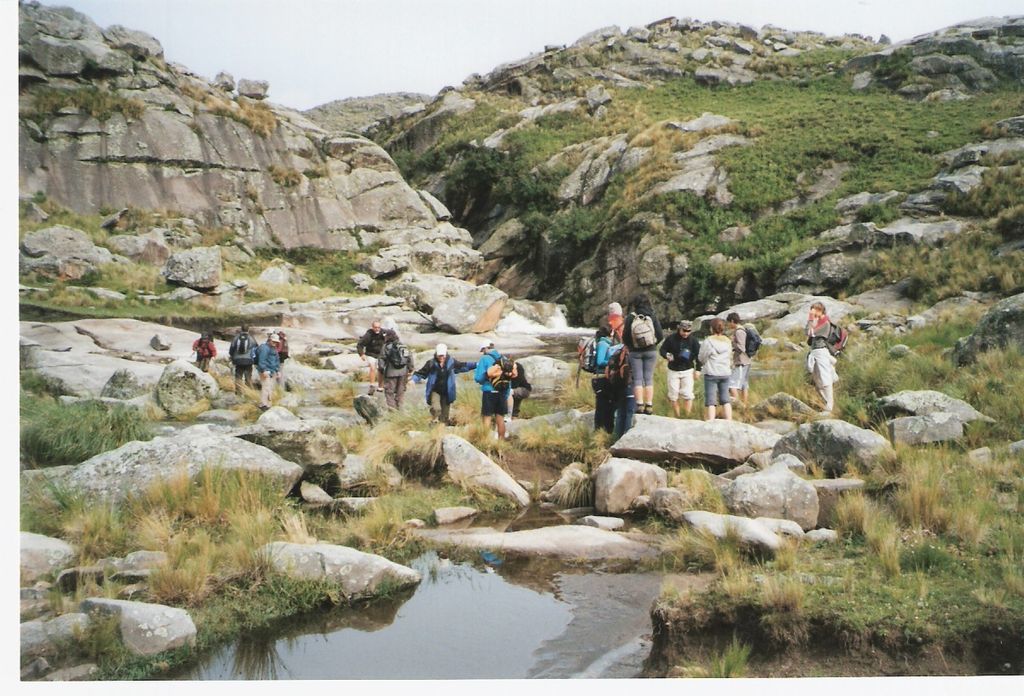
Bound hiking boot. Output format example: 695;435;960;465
642;404;653;415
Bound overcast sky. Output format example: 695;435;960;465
36;0;1024;110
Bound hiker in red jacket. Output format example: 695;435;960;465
192;332;217;372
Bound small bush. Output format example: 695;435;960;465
268;165;303;188
31;87;145;122
900;542;955;573
709;636;752;678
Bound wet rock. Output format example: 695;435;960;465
888;412;964;446
610;415;780;470
441;436;530;506
593;458;668;515
413;525;655;560
681;511;781;553
434;506;478;525
161;247;222;290
21;613;90;662
262;542;421;600
154;359;218;416
877;389;993;424
19;225;115;280
26;431;302;504
576;515;624;530
805;529;839;544
811;478;866;527
722;461;819;531
21;532;76;583
80;598;196;656
431;284;508;333
772;419;895;476
751;392;816;419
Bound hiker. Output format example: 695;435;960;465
507;359;532;421
659;320;702;417
276;330;290;390
228;324;256;392
378;328;414;410
475;341;516;440
590;327;617;433
356;320;387;394
607;342;634;437
727;312;752;408
255;333;282;411
806;301;840;414
622;294;664;415
192;332;216;372
412;343;476;425
698;318;733;421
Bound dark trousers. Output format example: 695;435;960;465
234;363;253;392
511;386;531;417
383;376;408;410
592;377;615;433
428;391;452;423
613;391;636;439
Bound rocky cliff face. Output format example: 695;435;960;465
17;2;473;273
304;92;430;135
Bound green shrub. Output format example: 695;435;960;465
21;395;153;468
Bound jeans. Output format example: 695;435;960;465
613;392;636;438
233;363;253;392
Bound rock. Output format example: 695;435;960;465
718;225;752;243
351;273;375;291
353;394;385;425
888;412;964;446
722;464;757;480
610;415;780;470
255;406;300;426
21;532;76;583
336;497;377;514
154;360;218;416
431;284;508;333
300;481;334;505
772;419;895;476
576;515;625;530
650;487;689;522
337;453;402;490
954;293;1024;365
889;344;912;358
262;542;421;600
811;478;866;527
102;24;163;58
693;66;755;86
722;461;820;531
752;420;798;436
21;657;51;680
41;663;99;681
805;529;839;544
80;598;196;656
195;409;244;425
161;247;222;290
835;190;903;220
968;447;993;465
100;369;147;400
149;334;171;351
258;261;302;285
593;458;668;515
585;85;612;109
751;392;816;419
434;506;478;525
28;431;302;504
668;112;735;133
542;464;591;505
681;511;781;553
238;419;343;469
19;225;114;280
214;71;235;91
413;525;655;560
513;356;570;393
441;436;530;506
237;78;269;99
384;273;474;313
21;613;90;662
877;389;993;424
1009;440;1024;456
507;408;593;438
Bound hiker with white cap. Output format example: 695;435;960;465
412;343;477;425
255;332;282;411
474;341;517;439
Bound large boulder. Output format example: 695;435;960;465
21;532;76;583
513;356;571;393
877;390;993;424
236;420;343;470
161;247;222;290
593;458;668;515
19;225;115;280
262;542;421;600
610;415;780;471
413;525;656;560
887;413;964;446
721;461;820;531
772;419;895;476
102;24;163;59
21;613;90;663
681;511;781;553
107;230;171;265
954;292;1024;365
384;273;474;313
100;369;148;400
79;598;196;656
431;284;509;333
154;360;218;416
441;436;530;506
27;432;303;503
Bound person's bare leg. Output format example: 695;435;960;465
706;405;716;421
496;414;506;439
683;399;693;415
723;403;733;421
740;387;749;407
633;385;644;403
670;399;680;417
482;415;493;432
644;385;654;408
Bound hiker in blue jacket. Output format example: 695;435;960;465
475;341;514;440
255;333;282;411
412;343;476;425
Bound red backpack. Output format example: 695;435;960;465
606;346;631;390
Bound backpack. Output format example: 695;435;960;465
250;344;259;363
231;333;254;365
606;345;632;391
826;322;849;356
631;314;657;349
743;324;763;358
196;338;215;358
385;341;411;370
578;336;600;374
486;356;517;390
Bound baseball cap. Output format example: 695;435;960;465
269;333;280;342
479;341;494;352
435;343;448;356
608;302;623;316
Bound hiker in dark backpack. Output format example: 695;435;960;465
805;301;841;414
588;327;616;433
228;324;256;392
474;341;514;440
377;329;413;410
276;330;290;390
192;332;217;373
506;359;532;423
727;312;754;408
622;294;663;415
606;343;635;437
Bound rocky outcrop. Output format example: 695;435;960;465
80;598;196;656
772;420;896;476
953;292;1024;365
593;458;667;515
236;419;344;470
304;92;430;135
441;436;530;506
262;542;421;600
610;416;780;470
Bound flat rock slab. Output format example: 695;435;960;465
80;598;196;656
682;511;781;553
877;389;993;424
576;515;625;531
21;532;76;583
610;415;779;470
434;506;478;525
414;525;656;560
262;542;421;600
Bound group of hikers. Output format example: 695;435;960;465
191;294;844;434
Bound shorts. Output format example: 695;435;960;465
666;369;695;401
729;364;750;391
481;391;508;417
628;349;657;388
704;375;731;407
